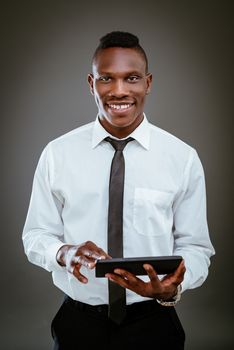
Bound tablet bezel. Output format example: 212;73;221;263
95;255;182;277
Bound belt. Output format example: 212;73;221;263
64;295;163;317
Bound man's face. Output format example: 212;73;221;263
88;47;152;137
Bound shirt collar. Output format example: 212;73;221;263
91;114;150;150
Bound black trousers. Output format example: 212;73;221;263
51;295;185;350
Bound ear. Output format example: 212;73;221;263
146;73;153;94
87;73;94;95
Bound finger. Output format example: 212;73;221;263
162;260;186;286
74;255;96;269
79;249;105;260
143;264;159;282
82;241;109;259
106;269;145;291
67;263;88;283
173;260;186;283
105;269;129;285
170;260;186;282
114;268;137;282
96;247;111;259
105;272;129;288
104;253;112;259
72;264;88;284
175;260;186;276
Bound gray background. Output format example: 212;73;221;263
1;0;233;349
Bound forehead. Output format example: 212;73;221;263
93;47;146;74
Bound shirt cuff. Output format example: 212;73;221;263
45;241;67;272
180;268;192;293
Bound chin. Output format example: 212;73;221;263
109;115;137;128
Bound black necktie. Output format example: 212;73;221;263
105;136;133;324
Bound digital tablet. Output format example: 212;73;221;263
95;255;182;277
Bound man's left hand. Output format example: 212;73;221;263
105;260;186;301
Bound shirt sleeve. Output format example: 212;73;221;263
172;148;215;292
22;143;66;272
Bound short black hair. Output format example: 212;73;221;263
93;31;148;72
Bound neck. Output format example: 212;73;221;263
99;114;144;139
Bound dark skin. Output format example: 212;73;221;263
57;47;186;300
88;47;152;138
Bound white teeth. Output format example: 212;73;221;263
109;104;132;110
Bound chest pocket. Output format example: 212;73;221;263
133;188;174;236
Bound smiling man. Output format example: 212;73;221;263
88;45;152;137
22;31;215;350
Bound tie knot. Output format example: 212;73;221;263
105;137;134;151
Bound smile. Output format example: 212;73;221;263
107;103;134;111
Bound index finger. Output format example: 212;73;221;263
83;249;106;260
80;243;110;260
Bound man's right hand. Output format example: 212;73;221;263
56;241;109;283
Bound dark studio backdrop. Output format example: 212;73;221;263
1;0;233;349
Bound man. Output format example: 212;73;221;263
22;31;215;349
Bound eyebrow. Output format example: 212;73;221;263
97;71;143;76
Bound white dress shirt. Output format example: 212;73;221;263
22;115;215;305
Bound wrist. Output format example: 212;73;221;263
56;244;73;266
156;284;182;307
156;285;178;301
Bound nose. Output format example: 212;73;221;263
110;80;129;98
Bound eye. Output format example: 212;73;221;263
127;75;140;82
98;76;111;82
